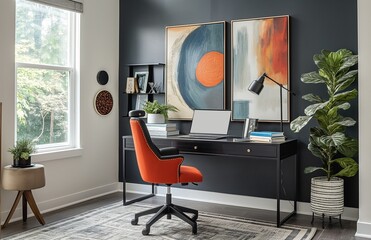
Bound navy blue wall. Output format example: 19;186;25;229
119;0;358;207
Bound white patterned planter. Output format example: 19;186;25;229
310;176;344;217
147;114;165;124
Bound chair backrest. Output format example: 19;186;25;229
129;110;183;184
130;117;162;183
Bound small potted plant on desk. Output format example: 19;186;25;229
143;100;178;124
8;139;36;167
290;49;358;229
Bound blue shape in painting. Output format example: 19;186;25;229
177;23;224;109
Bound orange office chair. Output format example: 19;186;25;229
129;110;203;235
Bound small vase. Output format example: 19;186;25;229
13;157;32;168
147;114;165;124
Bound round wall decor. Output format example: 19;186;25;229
97;70;109;85
94;90;113;115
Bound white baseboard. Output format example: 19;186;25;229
123;183;359;221
1;182;121;225
356;221;371;239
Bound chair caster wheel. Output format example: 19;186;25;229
131;218;138;225
142;227;150;235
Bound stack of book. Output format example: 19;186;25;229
146;123;179;137
249;131;286;143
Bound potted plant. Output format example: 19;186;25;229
8;139;36;167
142;100;178;124
290;49;358;226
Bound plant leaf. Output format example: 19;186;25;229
301;71;326;84
339;55;358;71
335;70;357;93
290;115;313;132
304;166;326;174
302;94;323;103
308;141;326;160
304;102;327;116
333;157;359;177
332;89;358;104
331;117;356;127
330;132;347;147
337;138;358;157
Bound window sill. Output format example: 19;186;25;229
32;148;83;162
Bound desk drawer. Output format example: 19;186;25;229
224;143;277;158
175;141;224;155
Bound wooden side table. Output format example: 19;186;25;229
1;164;46;228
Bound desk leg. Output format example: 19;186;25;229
122;140;155;206
276;158;281;227
1;191;23;229
122;142;127;204
22;192;27;222
294;154;298;212
277;155;297;227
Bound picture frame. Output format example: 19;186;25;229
135;94;148;111
231;15;290;122
166;21;226;120
243;118;258;138
126;77;136;94
134;72;149;93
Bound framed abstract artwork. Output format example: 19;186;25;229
166;21;226;120
231;15;290;121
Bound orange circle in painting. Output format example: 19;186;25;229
196;51;224;87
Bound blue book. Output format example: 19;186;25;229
249;131;284;137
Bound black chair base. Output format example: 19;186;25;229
131;193;198;235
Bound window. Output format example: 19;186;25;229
15;0;80;152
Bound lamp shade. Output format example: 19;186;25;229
248;74;265;95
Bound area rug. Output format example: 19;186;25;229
3;202;316;240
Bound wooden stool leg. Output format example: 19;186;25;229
23;192;27;222
1;191;24;229
24;190;45;225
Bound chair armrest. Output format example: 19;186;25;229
159;147;179;156
160;154;183;160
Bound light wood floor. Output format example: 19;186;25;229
0;192;366;239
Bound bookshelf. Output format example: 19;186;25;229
122;63;165;117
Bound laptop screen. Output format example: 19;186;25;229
190;110;231;135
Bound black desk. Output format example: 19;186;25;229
122;136;297;227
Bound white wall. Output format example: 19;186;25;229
0;0;120;222
357;0;371;238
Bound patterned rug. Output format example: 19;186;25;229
3;202;316;240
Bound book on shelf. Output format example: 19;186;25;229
249;135;286;143
249;131;284;137
148;130;179;136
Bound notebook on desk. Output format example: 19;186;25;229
178;110;231;139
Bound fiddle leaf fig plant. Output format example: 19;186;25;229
290;49;359;181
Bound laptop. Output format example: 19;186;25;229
179;110;231;139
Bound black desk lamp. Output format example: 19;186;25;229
248;73;295;132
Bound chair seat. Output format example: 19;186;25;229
179;166;202;183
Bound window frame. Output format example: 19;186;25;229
15;0;80;155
